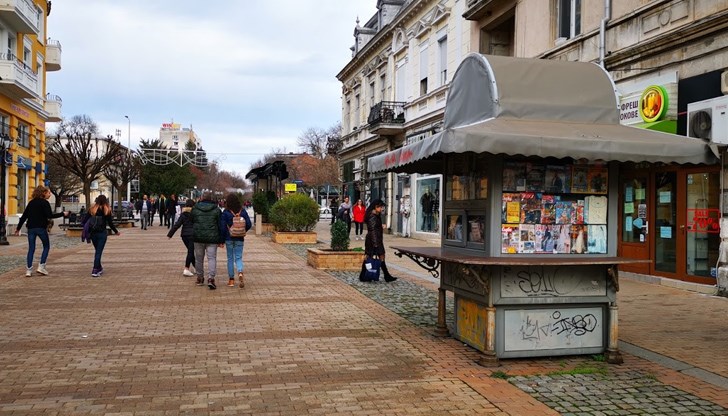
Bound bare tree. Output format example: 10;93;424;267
45;148;83;210
102;144;142;218
297;122;341;158
47;115;126;206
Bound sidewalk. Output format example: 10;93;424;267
0;223;725;415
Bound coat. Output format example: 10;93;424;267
167;207;194;239
191;200;224;244
364;210;385;256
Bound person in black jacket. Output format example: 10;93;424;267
14;185;68;276
360;199;397;282
166;194;177;228
85;195;120;277
168;198;196;276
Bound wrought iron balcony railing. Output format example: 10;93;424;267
367;101;406;125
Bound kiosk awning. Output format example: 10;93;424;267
369;54;716;174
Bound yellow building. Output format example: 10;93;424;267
0;0;60;222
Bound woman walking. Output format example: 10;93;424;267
360;199;397;282
352;199;366;241
14;185;68;276
221;193;252;288
167;199;196;276
337;196;353;236
84;195;119;277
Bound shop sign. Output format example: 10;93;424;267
284;183;297;193
639;85;669;123
619;93;642;125
161;122;181;129
686;208;720;233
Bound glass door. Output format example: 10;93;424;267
685;171;720;280
618;175;650;274
654;172;677;274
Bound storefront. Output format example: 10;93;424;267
368;54;715;364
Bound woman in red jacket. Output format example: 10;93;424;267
351;199;366;241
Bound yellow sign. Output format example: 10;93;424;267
456;297;487;351
284;183;297;192
640;85;669;123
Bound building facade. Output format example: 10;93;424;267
1;0;60;222
336;0;469;241
341;0;728;287
158;122;200;151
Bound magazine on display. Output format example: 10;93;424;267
541;195;556;224
501;224;520;254
526;162;545;192
587;224;607;253
554;225;572;253
545;164;570;193
521;193;542;224
554;200;574;224
502;193;521;223
503;161;527;192
570;224;588;254
587;165;608;194
571;165;589;193
519;224;536;253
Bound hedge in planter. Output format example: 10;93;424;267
269;193;319;232
330;219;350;251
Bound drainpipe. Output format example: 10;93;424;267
386;138;394;233
598;0;612;68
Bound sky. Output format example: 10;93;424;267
46;1;378;175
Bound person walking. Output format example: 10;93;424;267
337;196;353;236
167;199;196;276
360;199;397;282
352;199;366;241
152;196;160;226
13;185;69;276
329;197;338;225
166;194;177;228
221;193;252;288
84;195;120;277
191;192;225;290
140;195;152;230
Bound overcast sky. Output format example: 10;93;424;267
46;1;378;175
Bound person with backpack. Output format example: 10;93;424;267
84;195;120;277
167;199;196;276
221;193;252;288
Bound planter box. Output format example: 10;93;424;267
65;227;83;237
116;221;135;228
258;222;275;234
272;231;317;244
307;248;366;271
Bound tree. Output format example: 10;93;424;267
45;146;83;210
47;115;125;206
102;143;142;218
297;122;341;158
138;139;196;197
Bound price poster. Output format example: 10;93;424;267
687;208;720;233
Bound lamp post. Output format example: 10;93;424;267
124;115;131;202
0;134;12;245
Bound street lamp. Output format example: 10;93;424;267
0;134;12;245
124;115;131;202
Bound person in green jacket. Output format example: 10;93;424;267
191;192;225;290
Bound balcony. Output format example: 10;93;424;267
0;53;39;99
463;0;514;21
45;93;62;122
0;0;40;34
367;101;406;135
46;38;62;71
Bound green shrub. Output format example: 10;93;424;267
269;193;319;232
330;220;350;251
252;191;271;222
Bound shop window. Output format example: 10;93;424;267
16;169;27;213
416;175;440;233
17;123;30;147
501;159;607;254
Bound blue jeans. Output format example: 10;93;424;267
225;240;244;277
26;228;50;268
90;231;108;270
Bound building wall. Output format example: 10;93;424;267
2;0;55;224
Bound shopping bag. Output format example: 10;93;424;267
362;256;381;281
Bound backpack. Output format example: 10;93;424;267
228;209;247;238
88;214;106;233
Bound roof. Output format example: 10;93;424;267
369;54;715;173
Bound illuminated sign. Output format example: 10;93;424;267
639;85;669;123
284;183;297;192
161;123;181;129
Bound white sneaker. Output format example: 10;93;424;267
37;264;49;276
183;269;194;276
25;267;33;277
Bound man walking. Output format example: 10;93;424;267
158;194;167;226
166;194;177;228
140;195;151;230
191;192;225;290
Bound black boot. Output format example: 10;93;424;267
381;262;397;282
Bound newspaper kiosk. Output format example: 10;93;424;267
368;54;715;365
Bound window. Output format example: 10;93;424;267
7;34;16;59
395;59;406;101
0;113;9;137
354;91;360;129
23;37;32;70
438;35;448;87
16;170;27;213
419;41;428;96
17;123;29;147
344;100;350;132
557;0;581;39
380;73;386;101
369;78;375;107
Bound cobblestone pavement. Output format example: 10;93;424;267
0;224;725;415
291;231;728;415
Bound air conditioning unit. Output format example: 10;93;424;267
687;95;728;145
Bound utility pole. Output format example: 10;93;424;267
124;116;131;201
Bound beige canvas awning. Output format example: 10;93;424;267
369;54;715;173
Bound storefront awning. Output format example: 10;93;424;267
369;54;716;173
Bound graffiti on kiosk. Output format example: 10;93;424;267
686;208;720;233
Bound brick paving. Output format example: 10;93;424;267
0;221;725;415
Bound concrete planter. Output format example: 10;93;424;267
307;248;366;271
272;231;317;244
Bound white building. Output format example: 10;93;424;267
158;122;200;151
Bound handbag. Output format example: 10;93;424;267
362;256;381;281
